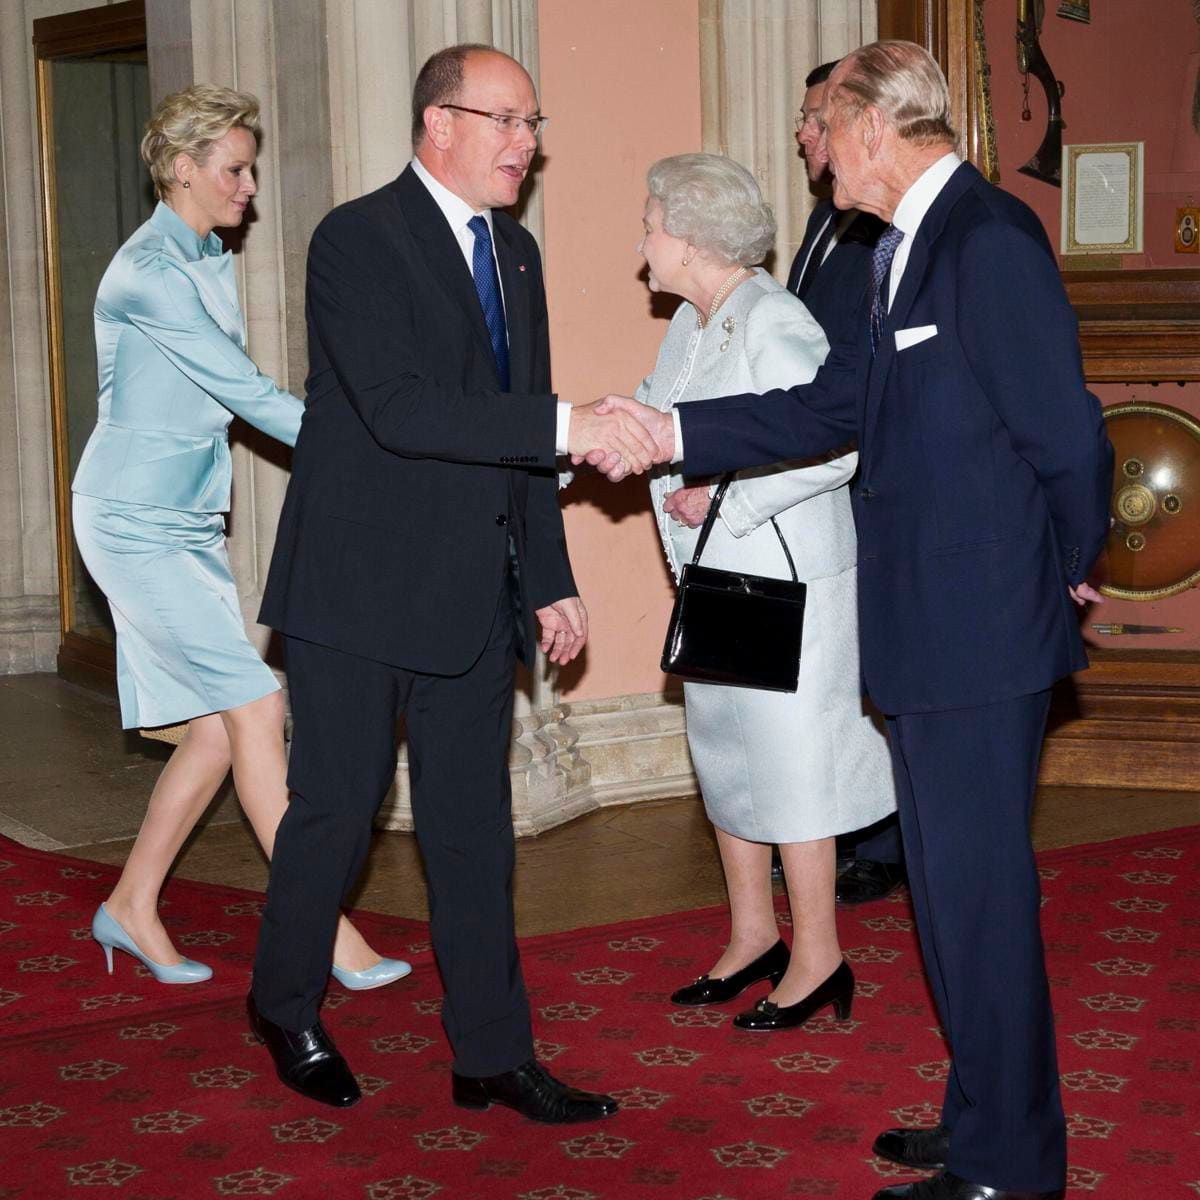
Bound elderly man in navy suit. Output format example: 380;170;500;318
590;40;1113;1200
788;60;906;907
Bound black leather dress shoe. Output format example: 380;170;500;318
873;1170;1064;1199
835;858;906;905
670;938;789;1006
452;1058;618;1124
770;846;784;880
732;959;854;1030
247;992;361;1108
873;1123;950;1169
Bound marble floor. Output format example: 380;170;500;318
1;672;1197;936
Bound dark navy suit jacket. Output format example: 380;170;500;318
681;162;1113;716
786;199;883;346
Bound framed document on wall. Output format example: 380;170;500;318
1061;141;1144;255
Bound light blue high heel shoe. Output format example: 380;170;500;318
331;957;413;991
91;903;213;985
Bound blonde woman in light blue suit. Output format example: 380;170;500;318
72;85;406;990
634;155;896;1030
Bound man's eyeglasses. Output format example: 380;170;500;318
440;104;548;138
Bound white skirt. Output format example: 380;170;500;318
683;565;896;843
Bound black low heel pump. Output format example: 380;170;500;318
669;938;790;1006
732;959;854;1031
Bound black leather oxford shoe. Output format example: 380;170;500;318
247;992;361;1108
873;1170;1065;1200
873;1123;951;1170
670;938;789;1006
452;1058;618;1123
835;858;906;905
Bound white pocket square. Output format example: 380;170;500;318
895;324;938;351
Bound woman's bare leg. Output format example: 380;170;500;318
769;836;843;1006
219;690;379;972
102;714;233;965
705;826;781;979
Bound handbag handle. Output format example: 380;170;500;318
688;474;799;584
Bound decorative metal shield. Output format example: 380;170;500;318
1102;401;1200;600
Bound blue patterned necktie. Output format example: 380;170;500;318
467;215;510;390
869;224;905;354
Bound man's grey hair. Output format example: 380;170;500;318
831;40;957;146
646;153;776;266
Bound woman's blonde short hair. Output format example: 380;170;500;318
140;84;261;201
646;153;776;267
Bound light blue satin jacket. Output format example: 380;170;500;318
72;202;303;513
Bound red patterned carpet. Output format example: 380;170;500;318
0;827;1196;1199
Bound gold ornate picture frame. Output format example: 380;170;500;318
1061;141;1144;255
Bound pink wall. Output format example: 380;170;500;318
984;0;1200;268
984;1;1200;652
538;0;701;701
538;6;1200;694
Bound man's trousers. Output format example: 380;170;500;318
886;689;1065;1193
252;593;533;1077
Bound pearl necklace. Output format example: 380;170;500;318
698;266;749;328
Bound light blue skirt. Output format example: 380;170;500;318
72;493;280;730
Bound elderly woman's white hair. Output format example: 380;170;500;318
647;153;776;266
830;40;956;146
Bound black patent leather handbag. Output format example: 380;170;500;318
660;475;806;692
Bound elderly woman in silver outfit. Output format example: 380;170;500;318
635;154;896;1030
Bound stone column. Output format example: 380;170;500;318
700;0;877;276
145;0;192;100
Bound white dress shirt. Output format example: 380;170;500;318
410;156;572;451
884;151;961;310
672;151;963;460
410;156;504;303
791;206;863;285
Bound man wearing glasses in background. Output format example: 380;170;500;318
250;43;645;1116
787;61;905;908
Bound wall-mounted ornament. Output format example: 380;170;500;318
973;0;1000;183
1017;0;1066;186
1092;624;1185;635
1101;402;1200;601
1056;1;1090;23
1177;207;1200;254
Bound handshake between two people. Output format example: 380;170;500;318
567;396;675;482
561;396;1111;607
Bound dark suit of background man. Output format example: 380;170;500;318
249;43;655;1119
787;59;904;908
606;41;1113;1200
